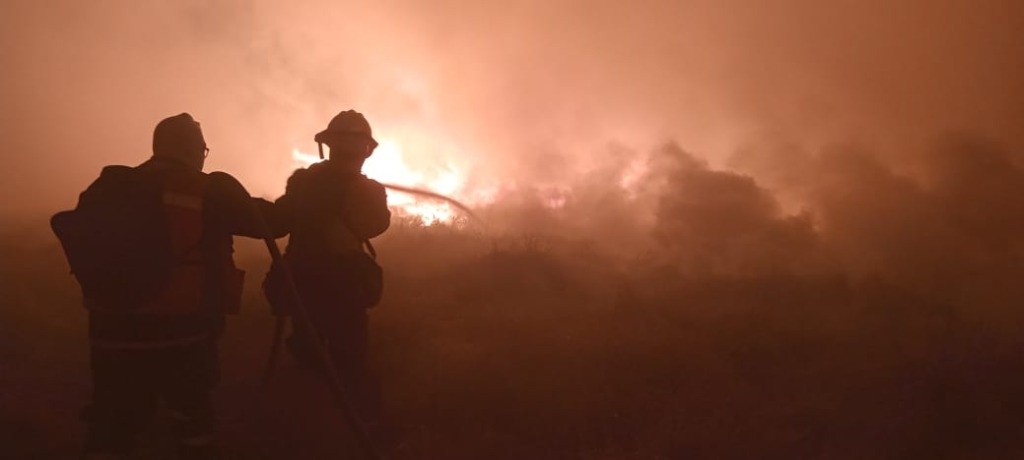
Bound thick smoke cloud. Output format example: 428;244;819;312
647;144;822;276
1;0;1021;367
728;132;1024;307
2;2;1023;456
2;0;1022;217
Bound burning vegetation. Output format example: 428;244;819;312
2;0;1023;458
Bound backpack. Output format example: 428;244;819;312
263;241;383;315
51;165;174;308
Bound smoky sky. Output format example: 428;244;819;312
2;4;1023;457
1;0;1022;222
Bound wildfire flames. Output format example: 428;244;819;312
291;136;495;225
290;131;656;227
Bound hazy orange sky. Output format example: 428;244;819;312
1;0;1021;219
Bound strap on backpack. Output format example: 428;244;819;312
362;239;377;260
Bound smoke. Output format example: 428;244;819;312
1;0;1020;307
0;0;1021;299
3;0;1022;211
728;132;1024;307
3;2;1024;456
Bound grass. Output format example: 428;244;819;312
2;220;1024;459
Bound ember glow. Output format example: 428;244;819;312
291;137;494;225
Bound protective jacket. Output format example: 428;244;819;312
263;161;390;314
84;157;276;348
274;161;390;258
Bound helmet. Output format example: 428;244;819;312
153;113;206;158
314;110;378;151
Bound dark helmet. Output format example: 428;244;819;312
314;110;379;155
153;113;206;158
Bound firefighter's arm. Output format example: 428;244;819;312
345;178;391;239
206;172;286;239
269;167;314;235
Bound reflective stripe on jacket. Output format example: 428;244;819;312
88;162;230;346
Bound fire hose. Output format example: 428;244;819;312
380;183;477;221
254;219;382;460
315;142;479;219
258;183;476;385
255;183;476;459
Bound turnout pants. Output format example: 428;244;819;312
283;259;382;426
288;306;382;423
83;339;219;456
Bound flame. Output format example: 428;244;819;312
291;137;489;225
290;135;652;226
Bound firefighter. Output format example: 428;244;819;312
268;109;391;431
71;113;279;459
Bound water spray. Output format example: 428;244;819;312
316;141;478;222
379;182;478;222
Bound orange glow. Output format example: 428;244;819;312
291;136;496;225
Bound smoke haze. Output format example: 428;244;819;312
2;0;1024;457
3;0;1021;214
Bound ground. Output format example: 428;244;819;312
3;222;1024;459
